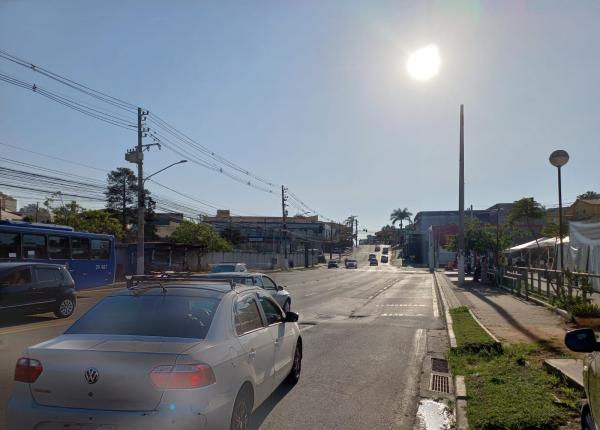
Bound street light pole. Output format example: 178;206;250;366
458;105;465;285
549;150;569;271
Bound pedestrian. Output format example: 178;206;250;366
473;260;481;283
481;256;488;285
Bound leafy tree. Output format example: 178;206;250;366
221;226;245;245
19;203;52;222
507;197;545;248
170;221;233;251
104;167;157;240
446;221;513;255
390;208;412;229
105;167;139;229
541;221;567;238
46;201;123;239
577;191;600;200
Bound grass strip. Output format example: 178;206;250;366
450;306;499;353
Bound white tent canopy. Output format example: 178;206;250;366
504;236;570;253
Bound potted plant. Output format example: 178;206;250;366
571;303;600;328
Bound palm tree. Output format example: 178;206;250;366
390;208;412;229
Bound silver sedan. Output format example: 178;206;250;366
8;279;302;430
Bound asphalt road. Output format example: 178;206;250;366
0;245;443;430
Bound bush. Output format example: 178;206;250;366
570;303;600;318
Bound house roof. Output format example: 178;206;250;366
0;210;22;221
577;199;600;205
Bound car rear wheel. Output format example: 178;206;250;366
283;300;291;313
230;385;253;430
54;296;75;318
285;341;302;385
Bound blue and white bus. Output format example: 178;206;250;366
0;220;115;290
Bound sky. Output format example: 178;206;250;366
1;0;599;236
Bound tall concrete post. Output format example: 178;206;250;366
458;104;465;285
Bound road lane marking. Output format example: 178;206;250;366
381;313;426;317
376;304;426;307
327;287;335;291
304;292;317;297
432;282;440;319
300;325;316;332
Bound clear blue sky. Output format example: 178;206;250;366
1;0;599;234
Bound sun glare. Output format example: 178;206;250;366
406;44;441;81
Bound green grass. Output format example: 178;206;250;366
450;306;500;353
449;345;582;429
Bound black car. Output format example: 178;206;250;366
328;260;339;268
381;255;389;263
369;259;378;266
0;262;76;318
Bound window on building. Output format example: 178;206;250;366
23;234;47;259
71;237;90;260
48;235;70;259
0;232;20;259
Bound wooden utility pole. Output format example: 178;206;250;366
458;104;465;285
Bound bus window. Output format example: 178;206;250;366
72;237;90;260
48;235;70;259
91;239;110;260
23;234;47;259
0;232;21;259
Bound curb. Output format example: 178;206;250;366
455;375;469;430
468;309;502;344
433;272;457;348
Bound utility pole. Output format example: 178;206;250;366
125;107;151;275
0;195;3;221
35;202;39;223
355;218;358;247
281;185;288;268
122;180;127;230
458;104;465;285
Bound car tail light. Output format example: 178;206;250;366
15;357;43;383
150;364;216;389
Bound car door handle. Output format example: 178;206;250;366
248;350;256;360
274;339;281;347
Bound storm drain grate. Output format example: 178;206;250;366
430;374;450;393
431;358;449;373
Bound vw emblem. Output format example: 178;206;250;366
84;367;99;384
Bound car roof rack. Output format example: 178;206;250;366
125;272;237;291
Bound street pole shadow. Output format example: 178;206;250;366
251;383;295;429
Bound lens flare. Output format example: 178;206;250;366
406;44;441;81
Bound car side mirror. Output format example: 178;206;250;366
277;285;284;291
565;328;600;352
285;311;299;323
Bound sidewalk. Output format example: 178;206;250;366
436;271;576;351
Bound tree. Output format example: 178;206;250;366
541;221;567;238
19;203;51;222
104;167;157;240
46;201;123;239
446;220;513;255
170;221;233;251
105;168;139;230
507;197;545;248
221;226;245;245
390;208;412;229
577;191;600;200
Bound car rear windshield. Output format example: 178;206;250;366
66;294;220;339
211;265;236;273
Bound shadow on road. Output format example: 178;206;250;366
0;313;56;329
251;383;295;429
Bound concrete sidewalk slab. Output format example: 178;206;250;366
439;272;575;351
544;358;584;389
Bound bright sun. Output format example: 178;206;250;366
406;44;441;81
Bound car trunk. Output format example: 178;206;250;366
27;335;202;411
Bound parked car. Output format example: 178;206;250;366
381;255;389;263
369;259;378;266
382;248;389;255
328;260;339;269
345;259;358;269
7;276;302;430
210;262;248;273
207;272;292;312
0;262;76;319
565;328;600;430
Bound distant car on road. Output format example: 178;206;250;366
382;248;389;255
0;262;76;318
374;246;381;252
328;260;339;269
207;272;292;312
210;262;248;273
368;253;376;260
7;276;302;430
381;255;389;263
369;259;378;266
345;259;358;269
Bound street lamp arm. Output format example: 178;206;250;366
143;160;187;184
